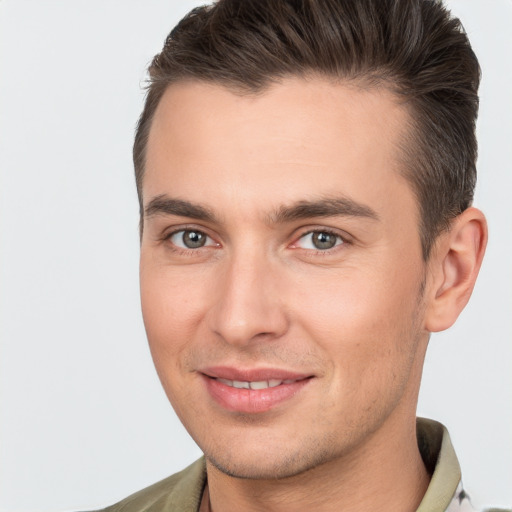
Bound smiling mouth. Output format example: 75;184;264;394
215;378;301;390
202;371;313;413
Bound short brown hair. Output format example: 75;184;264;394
134;0;480;259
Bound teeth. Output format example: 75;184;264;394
216;378;290;389
233;380;250;389
249;380;269;390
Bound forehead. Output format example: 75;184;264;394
144;77;415;219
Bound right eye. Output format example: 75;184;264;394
169;229;216;249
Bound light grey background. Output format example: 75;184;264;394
0;1;510;511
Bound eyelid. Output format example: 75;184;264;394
289;227;350;251
162;225;221;249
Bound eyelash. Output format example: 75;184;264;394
291;228;348;255
161;227;219;256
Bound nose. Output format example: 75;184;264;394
207;250;290;347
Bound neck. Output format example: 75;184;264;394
205;412;429;512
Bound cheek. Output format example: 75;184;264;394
291;265;423;381
301;291;422;432
139;263;211;421
139;261;208;371
292;265;410;334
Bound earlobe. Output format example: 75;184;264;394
424;207;488;333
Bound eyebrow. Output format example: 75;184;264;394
269;197;379;224
144;195;217;222
143;194;379;225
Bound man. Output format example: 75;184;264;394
92;0;505;511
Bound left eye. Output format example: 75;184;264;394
295;231;344;250
169;229;216;249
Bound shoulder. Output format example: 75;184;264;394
84;458;206;512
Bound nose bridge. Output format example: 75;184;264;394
209;243;288;346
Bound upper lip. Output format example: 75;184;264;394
200;366;313;382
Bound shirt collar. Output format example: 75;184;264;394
416;417;470;512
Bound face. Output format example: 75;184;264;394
140;78;430;479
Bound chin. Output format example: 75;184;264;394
203;438;341;480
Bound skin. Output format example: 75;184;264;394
139;78;487;512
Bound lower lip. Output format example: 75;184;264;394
203;376;311;413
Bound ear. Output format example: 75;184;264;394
424;207;488;333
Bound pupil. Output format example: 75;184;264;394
183;231;206;248
313;232;336;250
